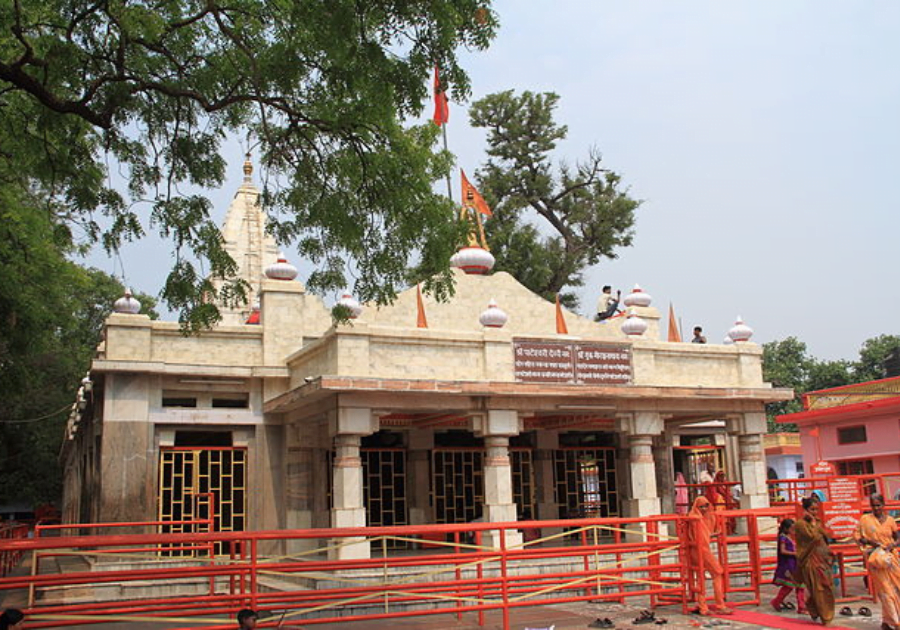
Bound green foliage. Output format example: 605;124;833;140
0;1;498;328
469;90;640;307
762;335;900;433
854;335;900;382
0;190;156;506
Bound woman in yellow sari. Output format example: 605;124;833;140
855;493;900;630
795;496;835;626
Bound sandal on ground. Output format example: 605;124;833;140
632;616;656;625
654;619;667;625
588;619;615;629
839;607;853;617
713;607;734;615
782;602;795;610
859;607;873;617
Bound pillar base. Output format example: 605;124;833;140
328;536;370;560
482;529;524;551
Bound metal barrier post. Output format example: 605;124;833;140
249;537;258;609
499;524;510;630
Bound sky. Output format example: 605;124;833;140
90;1;900;361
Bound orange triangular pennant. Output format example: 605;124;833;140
555;294;568;335
667;303;682;342
416;284;428;329
461;169;492;216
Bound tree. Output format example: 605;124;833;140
1;185;156;506
0;1;498;329
762;334;899;433
854;335;900;382
468;90;640;307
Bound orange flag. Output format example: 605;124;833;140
432;66;449;126
808;427;820;438
555;294;568;335
416;284;428;329
461;169;492;217
667;303;682;342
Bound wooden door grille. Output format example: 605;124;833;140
362;448;408;549
158;447;246;555
511;448;535;518
432;449;484;524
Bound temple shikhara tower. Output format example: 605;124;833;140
61;160;792;559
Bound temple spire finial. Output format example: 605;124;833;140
243;152;253;183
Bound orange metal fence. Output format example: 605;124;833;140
0;507;874;629
767;472;900;504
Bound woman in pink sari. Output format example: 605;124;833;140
676;472;689;515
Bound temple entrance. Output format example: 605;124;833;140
157;445;246;554
554;447;619;518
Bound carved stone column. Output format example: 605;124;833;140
727;412;770;510
407;429;434;525
619;412;663;519
329;407;376;559
474;409;523;550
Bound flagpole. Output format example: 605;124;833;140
442;124;453;201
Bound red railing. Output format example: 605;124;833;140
767;472;900;505
0;506;875;629
1;522;29;577
675;481;740;514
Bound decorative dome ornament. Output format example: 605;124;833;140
728;315;754;343
621;309;648;336
338;293;363;319
113;288;141;314
479;298;508;328
265;252;298;281
623;284;653;308
450;246;495;275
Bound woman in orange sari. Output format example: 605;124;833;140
687;496;732;616
795;497;835;626
855;493;900;630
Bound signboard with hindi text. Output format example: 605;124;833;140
822;501;863;539
810;460;836;477
827;476;862;503
513;339;632;385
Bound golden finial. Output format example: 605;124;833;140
243;152;253;183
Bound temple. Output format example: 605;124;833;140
60;159;792;558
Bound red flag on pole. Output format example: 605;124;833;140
460;169;492;217
432;66;449;126
555;294;568;335
416;284;428;329
667;303;682;342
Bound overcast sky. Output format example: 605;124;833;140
91;1;900;361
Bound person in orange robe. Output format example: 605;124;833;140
687;496;732;616
855;493;900;630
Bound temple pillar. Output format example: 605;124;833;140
619;412;663;519
534;431;559;523
407;429;434;525
474;410;523;550
653;431;676;515
329;407;377;559
727;412;770;510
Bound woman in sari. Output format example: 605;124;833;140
855;493;900;630
795;496;835;626
676;472;689;515
686;496;732;615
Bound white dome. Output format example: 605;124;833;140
723;336;735;345
479;298;508;328
113;288;141;314
450;246;495;275
338;293;363;319
621;309;648;336
623;284;652;308
265;252;298;281
728;315;754;343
